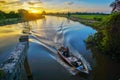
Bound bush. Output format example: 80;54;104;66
87;12;120;61
93;17;102;21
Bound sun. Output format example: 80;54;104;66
29;9;41;14
31;10;39;13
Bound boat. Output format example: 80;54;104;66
57;47;89;74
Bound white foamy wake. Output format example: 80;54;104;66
30;35;79;75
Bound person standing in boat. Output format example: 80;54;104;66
62;47;70;57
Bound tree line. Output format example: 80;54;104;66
46;12;108;15
0;10;20;20
0;9;45;21
0;9;45;26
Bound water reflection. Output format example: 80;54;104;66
0;24;23;64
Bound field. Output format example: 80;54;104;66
71;14;109;21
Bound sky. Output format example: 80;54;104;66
0;0;115;13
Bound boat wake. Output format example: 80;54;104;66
30;24;92;76
30;35;79;75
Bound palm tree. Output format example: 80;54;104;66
110;0;120;12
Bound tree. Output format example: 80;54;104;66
7;11;16;18
110;0;120;12
93;12;120;61
18;9;29;21
67;12;71;18
41;11;46;15
0;10;6;19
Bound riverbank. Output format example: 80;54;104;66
48;14;109;29
69;14;109;29
68;17;99;29
0;16;45;26
0;18;22;26
72;13;120;62
73;13;120;62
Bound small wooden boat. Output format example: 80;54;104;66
57;47;89;74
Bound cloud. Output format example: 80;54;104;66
28;2;36;5
29;6;44;9
0;1;7;4
27;1;43;5
8;1;23;5
65;1;74;5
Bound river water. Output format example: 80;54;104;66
0;24;23;63
0;16;120;80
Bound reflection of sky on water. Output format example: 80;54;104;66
0;23;23;63
31;16;96;63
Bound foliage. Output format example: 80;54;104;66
0;10;45;26
71;14;108;21
41;11;46;15
104;12;120;58
87;12;120;61
110;0;120;8
18;9;45;21
0;11;6;19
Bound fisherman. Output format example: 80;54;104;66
112;0;120;12
62;47;70;57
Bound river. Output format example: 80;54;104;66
0;23;23;63
0;16;120;80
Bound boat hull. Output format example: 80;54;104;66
57;49;89;75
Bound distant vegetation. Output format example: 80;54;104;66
0;10;45;26
69;13;109;28
0;10;21;26
71;14;107;21
47;12;109;28
18;9;45;21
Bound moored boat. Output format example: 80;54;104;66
57;47;89;74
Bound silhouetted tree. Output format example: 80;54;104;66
67;12;71;18
110;0;120;12
41;11;46;15
0;10;6;19
7;11;17;18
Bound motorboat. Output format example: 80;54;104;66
57;47;89;74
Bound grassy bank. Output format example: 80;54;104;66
71;14;108;21
85;12;120;62
49;14;109;29
70;14;109;29
0;16;45;26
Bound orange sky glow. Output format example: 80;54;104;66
0;0;114;13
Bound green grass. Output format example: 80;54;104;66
71;14;109;21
